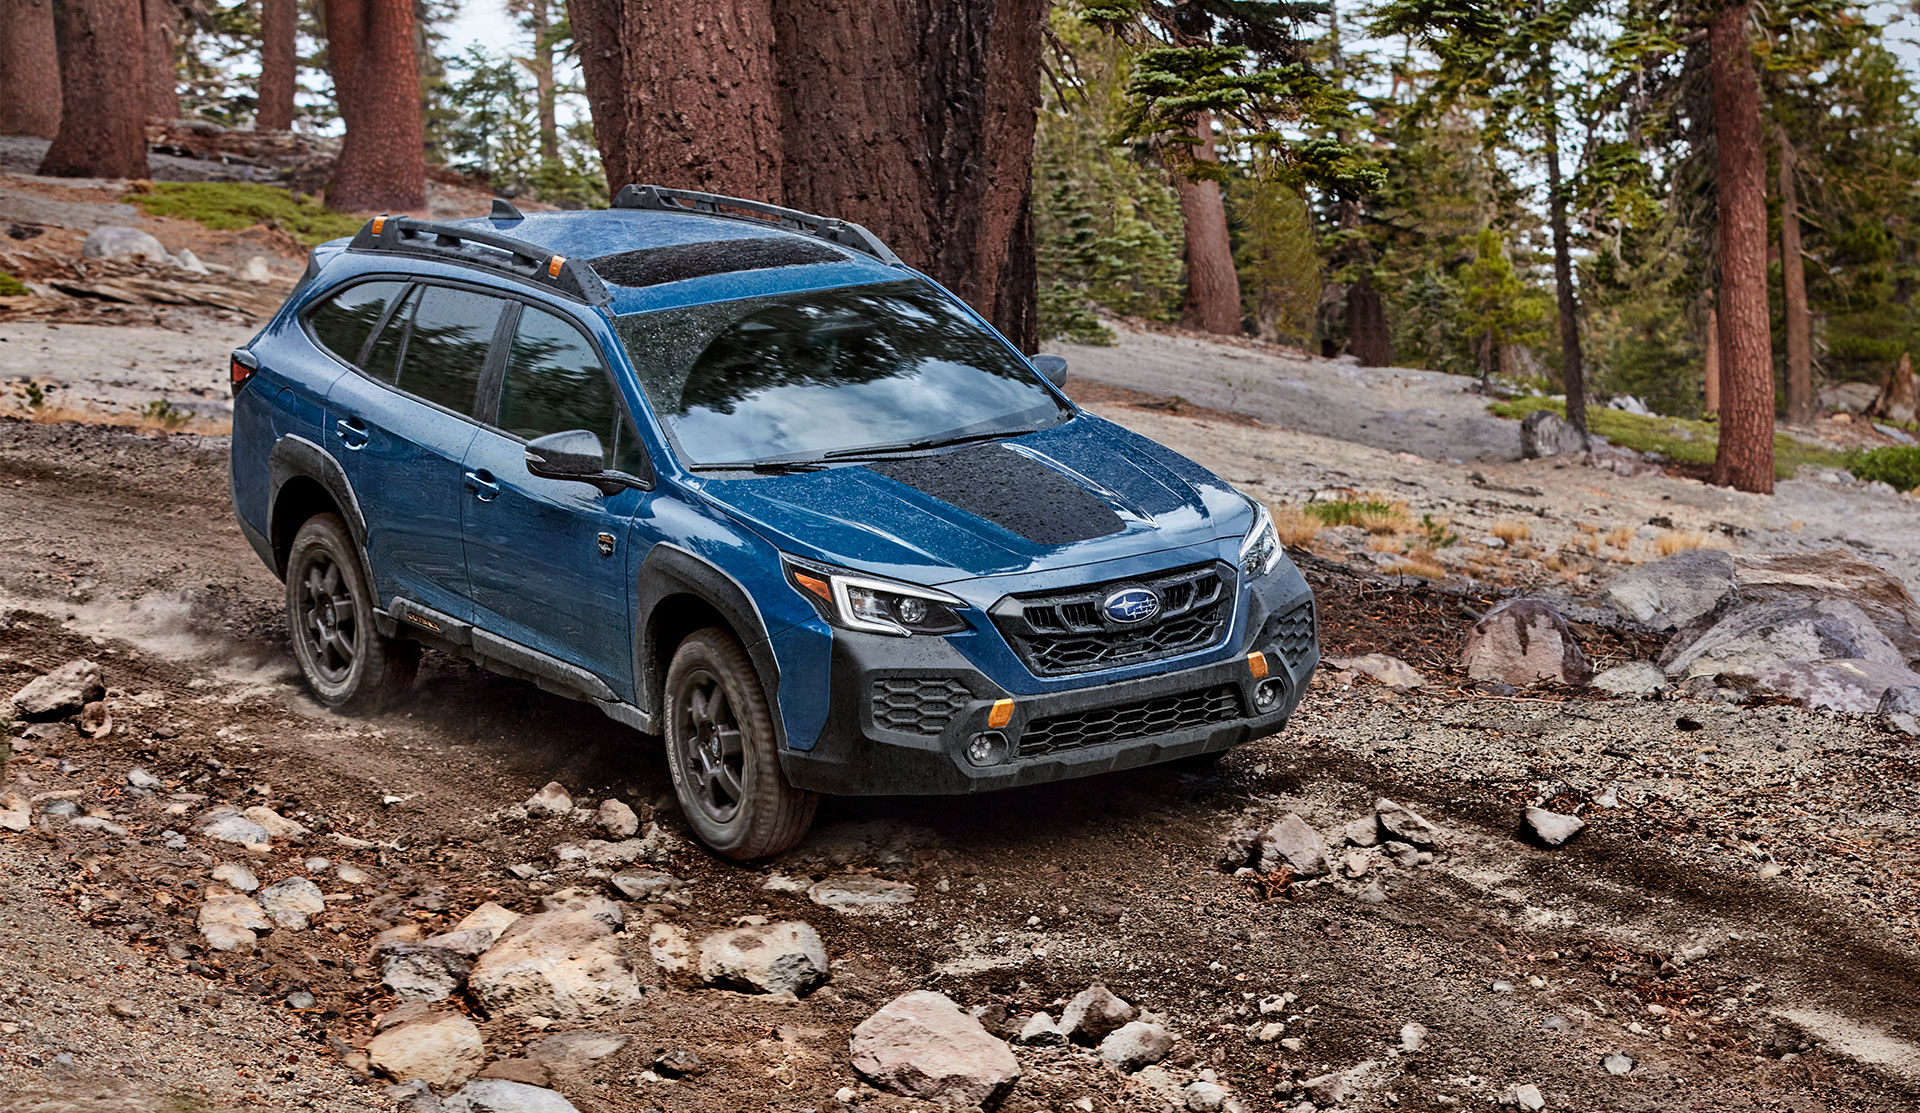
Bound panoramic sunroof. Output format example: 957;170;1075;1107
588;238;846;289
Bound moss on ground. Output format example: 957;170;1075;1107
125;182;364;247
1486;397;1848;479
0;272;28;296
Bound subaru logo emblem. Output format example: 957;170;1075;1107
1103;588;1160;624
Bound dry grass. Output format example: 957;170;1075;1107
1604;527;1635;550
1305;494;1413;535
1270;505;1323;548
1654;530;1729;557
1368;535;1404;554
1382;555;1448;580
7;402;229;436
1490;519;1533;544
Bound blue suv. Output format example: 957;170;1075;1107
228;186;1318;858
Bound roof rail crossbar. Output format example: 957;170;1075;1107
346;214;611;306
611;184;903;267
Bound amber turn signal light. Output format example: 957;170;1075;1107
1247;651;1269;680
987;698;1014;729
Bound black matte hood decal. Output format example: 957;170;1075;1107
864;443;1126;546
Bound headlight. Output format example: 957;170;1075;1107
1239;500;1283;579
783;558;968;636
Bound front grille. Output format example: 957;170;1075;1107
869;677;973;736
992;562;1233;676
1019;684;1244;757
1263;600;1316;670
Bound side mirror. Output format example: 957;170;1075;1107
525;429;607;481
1031;353;1069;388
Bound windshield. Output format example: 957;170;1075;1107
611;280;1069;467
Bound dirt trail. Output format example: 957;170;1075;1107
3;408;1919;1112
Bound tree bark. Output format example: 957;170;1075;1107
0;0;62;137
39;0;150;178
257;0;297;130
526;0;558;163
1172;112;1242;335
570;0;785;199
1707;1;1774;493
1777;125;1812;426
1703;300;1719;415
142;0;178;120
1347;272;1391;366
1542;89;1586;441
324;0;428;211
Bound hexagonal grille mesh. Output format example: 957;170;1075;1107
993;563;1233;677
1263;600;1316;671
869;677;973;736
1018;684;1244;757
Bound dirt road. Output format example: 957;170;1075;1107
3;408;1919;1113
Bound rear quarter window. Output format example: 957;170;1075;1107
306;280;406;366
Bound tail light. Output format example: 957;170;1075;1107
230;350;259;395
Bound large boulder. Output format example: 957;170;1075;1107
9;659;104;720
368;1010;485;1088
1519;410;1589;459
1604;550;1737;630
82;226;169;263
1462;599;1591;686
1880;686;1920;737
697;921;829;996
1818;381;1881;415
442;1079;581;1113
1719;659;1920;715
849;991;1020;1108
1729;551;1920;664
1661;599;1906;679
468;911;642;1021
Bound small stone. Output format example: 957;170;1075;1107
82;226;170;262
1374;798;1443;847
469;911;642;1021
367;1010;491;1089
698;921;830;996
538;887;623;931
441;1081;582;1113
258;877;326;929
849;990;1020;1108
242;805;310;839
126;768;162;789
478;1059;552;1087
649;922;695;974
609;869;687;903
1492;980;1516;993
337;863;375;885
1184;1081;1228;1112
508;863;542;880
1523;808;1587;847
1251;1021;1285;1043
1603;1052;1635;1075
1301;1072;1350;1105
211;863;260;891
198;892;270;952
1357;878;1388;903
1256;813;1330;877
1508;1083;1546;1110
236;255;275;284
197;808;271;846
526;782;573;816
1462;598;1591;686
381;944;473;1002
1340;849;1370;878
106;999;139;1020
8;659;104;719
808;875;918;913
286;990;317;1009
1099;1021;1174;1071
1400;1022;1428;1052
1327;653;1427;688
69;816;128;835
1017;1011;1066;1046
596;799;638;837
1060;985;1135;1044
1878;685;1920;738
653;1049;704;1077
1342;814;1380;847
1589;661;1671;698
526;1030;630;1069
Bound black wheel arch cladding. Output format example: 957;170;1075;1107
633;544;786;747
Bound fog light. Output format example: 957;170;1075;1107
1253;679;1284;711
966;731;1010;767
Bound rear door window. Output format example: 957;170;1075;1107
392;285;505;416
307;280;405;365
497;305;648;475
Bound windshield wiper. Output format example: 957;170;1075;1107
687;459;825;474
820;429;1024;460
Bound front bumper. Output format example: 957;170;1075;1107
778;585;1317;795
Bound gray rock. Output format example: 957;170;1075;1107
1604;550;1737;630
1879;685;1920;737
1730;550;1920;662
1589;661;1671;698
849;990;1020;1108
1507;1082;1547;1110
1400;1022;1428;1052
82;226;169;263
1603;1052;1636;1075
69;816;128;835
173;247;211;275
1301;1072;1351;1105
698;920;829;996
1720;658;1920;714
595;799;638;838
609;869;687;903
808;875;917;913
258;877;326;929
337;863;376;885
1524;808;1587;847
538;887;623;931
1374;798;1443;848
9;659;104;719
196;808;270;846
381;944;473;1002
525;782;572;816
442;1079;580;1113
1326;653;1426;688
1662;598;1906;679
1256;813;1330;877
1464;599;1591;686
198;892;270;952
126;768;162;789
385;1081;443;1113
1819;381;1880;414
526;1030;630;1068
1099;1020;1175;1071
1520;410;1589;459
1185;1081;1228;1112
1060;984;1136;1044
242;805;310;839
469;911;643;1020
1016;1011;1066;1046
369;1010;485;1088
236;255;276;284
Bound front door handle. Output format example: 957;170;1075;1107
464;469;500;502
334;418;369;450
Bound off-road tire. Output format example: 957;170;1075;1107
664;627;817;859
285;513;418;711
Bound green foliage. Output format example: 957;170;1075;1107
125;183;363;247
1457;228;1551;371
1845;445;1920;490
0;273;27;297
142;400;193;430
1486;398;1848;478
1419;513;1460;548
23;381;45;409
1304;498;1401;527
1232;174;1320;346
439;46;606;206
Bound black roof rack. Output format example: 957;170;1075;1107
612;184;902;267
346;214;610;306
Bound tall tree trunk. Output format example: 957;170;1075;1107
257;0;297;130
570;0;784;199
39;0;149;178
1707;1;1774;493
1347;271;1391;366
1703;299;1720;415
528;0;558;164
1777;125;1812;426
324;0;427;211
0;0;62;137
142;0;177;120
1541;90;1587;441
1172;112;1242;334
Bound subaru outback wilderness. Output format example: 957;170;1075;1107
229;186;1318;858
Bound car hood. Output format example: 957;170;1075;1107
690;414;1256;585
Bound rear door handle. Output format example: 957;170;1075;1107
464;469;500;502
334;418;369;450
